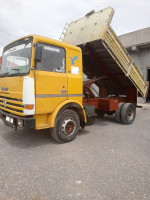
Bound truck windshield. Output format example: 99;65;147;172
1;37;32;77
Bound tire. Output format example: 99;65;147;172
51;109;80;143
121;103;136;125
115;102;125;123
105;111;115;116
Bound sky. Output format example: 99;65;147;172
0;0;150;55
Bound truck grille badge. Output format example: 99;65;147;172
1;87;8;92
3;98;7;108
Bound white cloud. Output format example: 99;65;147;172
0;0;150;55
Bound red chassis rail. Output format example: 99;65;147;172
83;97;126;112
83;77;137;112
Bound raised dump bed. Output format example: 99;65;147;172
62;7;149;98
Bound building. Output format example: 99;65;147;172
118;27;150;102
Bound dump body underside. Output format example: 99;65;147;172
62;7;148;99
80;39;134;96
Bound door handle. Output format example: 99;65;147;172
61;89;67;94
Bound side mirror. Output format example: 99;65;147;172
34;45;42;62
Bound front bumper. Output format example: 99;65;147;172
0;109;35;128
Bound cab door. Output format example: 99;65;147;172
35;42;67;114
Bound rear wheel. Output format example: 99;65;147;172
121;103;136;125
51;109;80;143
115;102;125;123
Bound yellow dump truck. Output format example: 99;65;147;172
0;7;148;143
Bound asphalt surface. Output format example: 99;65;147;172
0;104;150;200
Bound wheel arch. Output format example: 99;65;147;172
47;100;87;128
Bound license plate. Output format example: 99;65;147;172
6;116;14;124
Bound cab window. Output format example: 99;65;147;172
36;43;66;73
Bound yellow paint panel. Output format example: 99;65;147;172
35;70;68;114
66;47;82;104
0;76;24;99
0;105;25;116
36;97;67;114
0;98;23;105
0;102;24;111
34;114;50;129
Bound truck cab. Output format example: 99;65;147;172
0;35;92;143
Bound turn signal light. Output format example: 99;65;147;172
25;105;34;110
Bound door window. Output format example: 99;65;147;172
36;43;66;73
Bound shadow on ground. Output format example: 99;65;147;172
0;114;119;149
0;125;91;149
95;114;120;126
1;127;56;149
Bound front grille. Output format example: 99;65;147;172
0;96;24;116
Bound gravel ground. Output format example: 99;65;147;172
0;104;150;200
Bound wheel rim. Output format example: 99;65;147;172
61;118;76;136
127;107;134;121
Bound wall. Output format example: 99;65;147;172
126;48;150;103
118;28;150;103
118;27;150;48
128;48;150;81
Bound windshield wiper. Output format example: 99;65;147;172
12;68;21;75
0;72;10;77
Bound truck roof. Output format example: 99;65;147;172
3;34;81;53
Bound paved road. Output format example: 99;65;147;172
0;105;150;200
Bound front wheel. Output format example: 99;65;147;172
51;109;80;143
